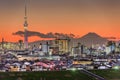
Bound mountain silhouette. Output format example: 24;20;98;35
77;32;108;47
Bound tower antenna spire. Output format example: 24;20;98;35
25;0;27;17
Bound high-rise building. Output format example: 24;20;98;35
55;39;70;54
2;38;4;49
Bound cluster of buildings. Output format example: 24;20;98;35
0;0;120;57
0;37;120;57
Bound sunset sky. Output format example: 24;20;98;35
0;0;120;42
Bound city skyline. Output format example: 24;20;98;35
0;0;120;42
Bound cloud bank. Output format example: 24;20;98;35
13;31;75;39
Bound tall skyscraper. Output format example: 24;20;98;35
2;38;4;49
24;0;28;49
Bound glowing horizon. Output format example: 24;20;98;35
0;0;120;42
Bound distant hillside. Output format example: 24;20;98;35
76;32;108;47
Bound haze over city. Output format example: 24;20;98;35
0;0;120;42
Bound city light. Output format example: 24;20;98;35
113;66;119;70
71;68;77;71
